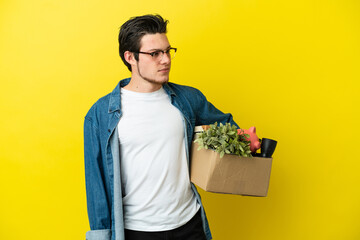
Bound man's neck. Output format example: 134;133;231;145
123;76;163;93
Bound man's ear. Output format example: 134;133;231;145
124;51;136;65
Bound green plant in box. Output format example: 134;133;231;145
194;122;252;158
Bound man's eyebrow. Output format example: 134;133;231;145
146;45;171;52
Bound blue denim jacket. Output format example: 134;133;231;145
84;78;238;240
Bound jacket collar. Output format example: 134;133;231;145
108;78;131;113
108;78;177;113
163;83;177;97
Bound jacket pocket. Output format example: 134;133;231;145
86;229;111;240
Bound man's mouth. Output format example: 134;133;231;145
158;68;170;72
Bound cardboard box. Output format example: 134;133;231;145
190;142;273;197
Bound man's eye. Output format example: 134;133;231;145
151;51;161;57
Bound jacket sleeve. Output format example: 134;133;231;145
194;89;239;128
84;116;112;240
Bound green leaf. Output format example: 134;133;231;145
230;144;234;152
195;122;252;158
239;145;244;151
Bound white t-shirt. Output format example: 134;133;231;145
117;87;199;231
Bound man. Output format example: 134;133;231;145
84;14;238;240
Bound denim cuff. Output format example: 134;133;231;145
86;229;111;240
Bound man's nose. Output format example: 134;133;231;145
160;52;171;64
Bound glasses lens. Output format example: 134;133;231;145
169;48;176;59
151;48;177;61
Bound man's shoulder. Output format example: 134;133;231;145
85;79;125;119
92;92;112;109
84;93;111;120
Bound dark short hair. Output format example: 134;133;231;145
118;14;169;71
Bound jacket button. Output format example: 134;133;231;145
108;129;111;132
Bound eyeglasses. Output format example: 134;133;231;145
135;47;177;61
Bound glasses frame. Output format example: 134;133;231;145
135;47;177;60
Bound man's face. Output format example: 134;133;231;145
134;33;172;85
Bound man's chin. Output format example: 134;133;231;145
144;77;169;85
160;78;169;84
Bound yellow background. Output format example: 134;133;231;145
1;0;359;239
